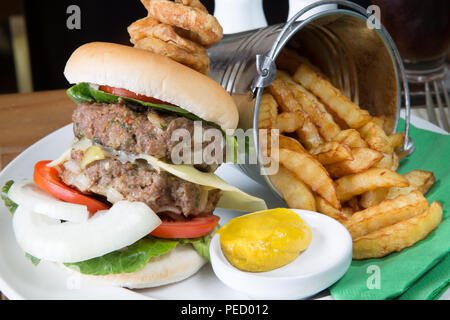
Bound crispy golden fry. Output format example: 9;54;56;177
331;129;368;148
314;196;349;222
352;201;443;259
358;121;394;154
405;170;436;194
387;170;436;199
373;152;399;171
325;148;383;179
270;166;316;211
258;93;279;129
276;112;304;133
278;148;341;209
386;186;415;200
371;116;386;131
296;120;324;150
268;78;322;149
309;142;353;165
268;78;302;113
293;63;371;129
359;188;389;209
278;134;306;152
372;115;395;134
335;168;409;202
345;191;428;239
389;132;405;149
277;74;342;141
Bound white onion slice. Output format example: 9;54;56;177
13;201;162;263
8;180;89;223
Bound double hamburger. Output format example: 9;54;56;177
3;42;266;288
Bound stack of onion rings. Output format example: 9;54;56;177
128;0;223;74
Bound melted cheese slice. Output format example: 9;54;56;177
49;139;268;212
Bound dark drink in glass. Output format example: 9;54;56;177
372;0;450;82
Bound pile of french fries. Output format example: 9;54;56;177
262;49;443;260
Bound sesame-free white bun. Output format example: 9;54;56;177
64;42;238;130
63;245;207;289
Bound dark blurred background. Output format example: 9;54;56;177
0;0;376;94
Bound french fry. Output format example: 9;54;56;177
269;166;316;211
331;129;368;148
276;112;304;133
325;148;383;179
386;170;436;199
278;147;341;209
268;78;323;149
314;195;349;222
371;116;386;131
352;201;443;260
388;132;405;149
309;142;353;165
258;93;278;129
344;191;429;239
296;120;324;150
278;134;306;152
404;170;436;194
358;121;394;154
293;63;371;129
278;75;342;141
268;78;302;113
372;152;399;171
335;168;409;202
359;188;389;209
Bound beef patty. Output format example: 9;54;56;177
73;102;224;172
59;150;221;219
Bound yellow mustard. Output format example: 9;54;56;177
217;208;312;272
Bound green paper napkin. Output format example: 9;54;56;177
330;119;450;300
398;253;450;300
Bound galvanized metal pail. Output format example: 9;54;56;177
208;0;414;197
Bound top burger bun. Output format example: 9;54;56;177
64;42;238;131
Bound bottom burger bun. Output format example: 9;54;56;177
61;245;207;289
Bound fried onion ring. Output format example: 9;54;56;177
128;0;222;74
134;36;210;74
147;0;223;47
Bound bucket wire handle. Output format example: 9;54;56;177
252;0;414;156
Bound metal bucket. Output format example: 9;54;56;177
208;0;414;197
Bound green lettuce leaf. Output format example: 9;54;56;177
25;253;41;266
1;180;18;215
64;238;178;275
63;227;217;275
179;225;218;261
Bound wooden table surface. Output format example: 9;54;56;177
0;89;75;300
0;89;75;170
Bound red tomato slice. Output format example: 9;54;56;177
33;161;110;214
151;215;220;239
99;85;174;106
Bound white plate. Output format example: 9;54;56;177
0;114;447;300
210;209;352;299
